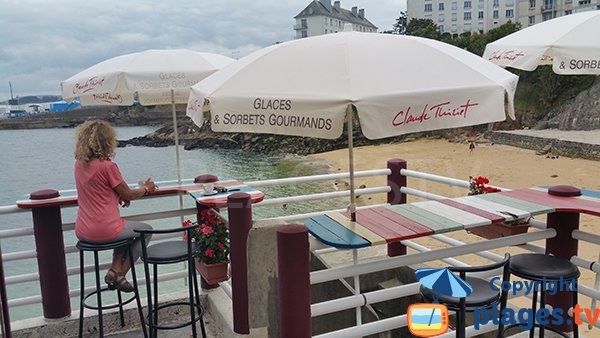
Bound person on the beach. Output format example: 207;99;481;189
469;142;475;153
74;119;156;292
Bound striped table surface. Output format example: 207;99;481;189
16;178;263;209
188;180;264;208
304;187;600;249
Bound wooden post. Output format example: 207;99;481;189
30;189;71;319
278;225;311;338
545;185;581;333
228;192;253;334
387;159;407;257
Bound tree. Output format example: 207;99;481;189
405;18;440;40
392;11;407;35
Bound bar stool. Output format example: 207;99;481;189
135;225;207;338
506;253;580;338
420;254;511;338
77;238;147;338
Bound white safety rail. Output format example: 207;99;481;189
0;166;598;338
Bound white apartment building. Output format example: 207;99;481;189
294;0;378;39
517;0;600;27
407;0;519;34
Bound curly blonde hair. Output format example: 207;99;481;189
74;120;117;163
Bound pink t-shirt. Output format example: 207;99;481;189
75;159;126;241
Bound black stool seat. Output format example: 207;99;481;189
505;253;579;338
421;277;500;310
144;241;191;264
77;238;147;338
510;253;580;281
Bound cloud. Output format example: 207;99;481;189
0;0;406;100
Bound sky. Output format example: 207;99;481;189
0;0;406;101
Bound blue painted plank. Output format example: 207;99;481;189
304;215;370;249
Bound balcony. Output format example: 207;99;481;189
294;23;307;30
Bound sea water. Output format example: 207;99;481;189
0;126;344;321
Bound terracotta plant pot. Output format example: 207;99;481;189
468;223;530;240
195;260;229;284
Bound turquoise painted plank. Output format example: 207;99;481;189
304;215;370;249
385;204;464;234
477;193;554;216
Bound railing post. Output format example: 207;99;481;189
387;159;407;257
277;225;311;338
0;241;12;338
228;192;253;334
29;189;71;319
545;185;581;333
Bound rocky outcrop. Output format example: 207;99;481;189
535;77;600;130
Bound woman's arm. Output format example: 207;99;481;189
114;178;156;202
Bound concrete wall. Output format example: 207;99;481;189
485;131;600;160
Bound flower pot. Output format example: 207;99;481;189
195;260;229;284
468;223;530;240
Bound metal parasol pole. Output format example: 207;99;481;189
171;90;184;223
347;105;356;222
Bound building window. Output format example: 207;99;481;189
464;1;472;9
529;0;536;8
506;9;514;17
439;3;445;10
330;18;333;25
325;29;328;34
528;15;535;25
452;13;458;21
451;24;457;32
464;12;472;20
301;19;307;28
425;4;433;11
579;0;591;4
493;10;499;18
439;14;445;22
565;9;572;14
302;31;307;38
478;11;484;19
452;1;458;10
542;12;554;20
493;0;499;7
324;17;327;25
439;25;445;33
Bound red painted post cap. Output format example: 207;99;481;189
30;189;60;200
194;174;218;183
277;224;308;235
548;185;582;197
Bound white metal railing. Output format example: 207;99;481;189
0;165;598;338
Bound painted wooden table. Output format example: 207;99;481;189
304;187;600;249
16;178;264;209
187;179;264;208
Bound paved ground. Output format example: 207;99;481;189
106;312;222;338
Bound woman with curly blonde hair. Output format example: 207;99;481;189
74;119;156;292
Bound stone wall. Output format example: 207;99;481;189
484;131;600;160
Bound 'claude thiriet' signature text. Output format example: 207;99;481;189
392;100;479;127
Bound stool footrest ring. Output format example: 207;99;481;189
502;323;571;338
146;301;205;331
82;288;137;311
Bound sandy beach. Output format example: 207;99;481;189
312;136;600;318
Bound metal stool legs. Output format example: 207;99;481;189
77;241;147;338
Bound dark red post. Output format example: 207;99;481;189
278;225;311;338
0;241;12;338
228;192;253;334
30;189;71;319
387;159;407;257
545;185;581;333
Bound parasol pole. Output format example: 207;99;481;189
171;90;184;222
347;105;356;222
171;89;182;183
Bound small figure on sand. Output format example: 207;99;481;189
469;142;475;153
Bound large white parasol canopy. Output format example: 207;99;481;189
186;31;518;220
483;10;600;74
61;49;234;181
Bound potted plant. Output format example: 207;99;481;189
182;208;230;284
466;176;531;239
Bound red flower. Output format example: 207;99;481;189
183;209;229;264
202;226;214;235
205;249;215;257
217;242;224;249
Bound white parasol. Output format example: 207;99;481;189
483;11;600;74
61;49;234;182
186;31;518;220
